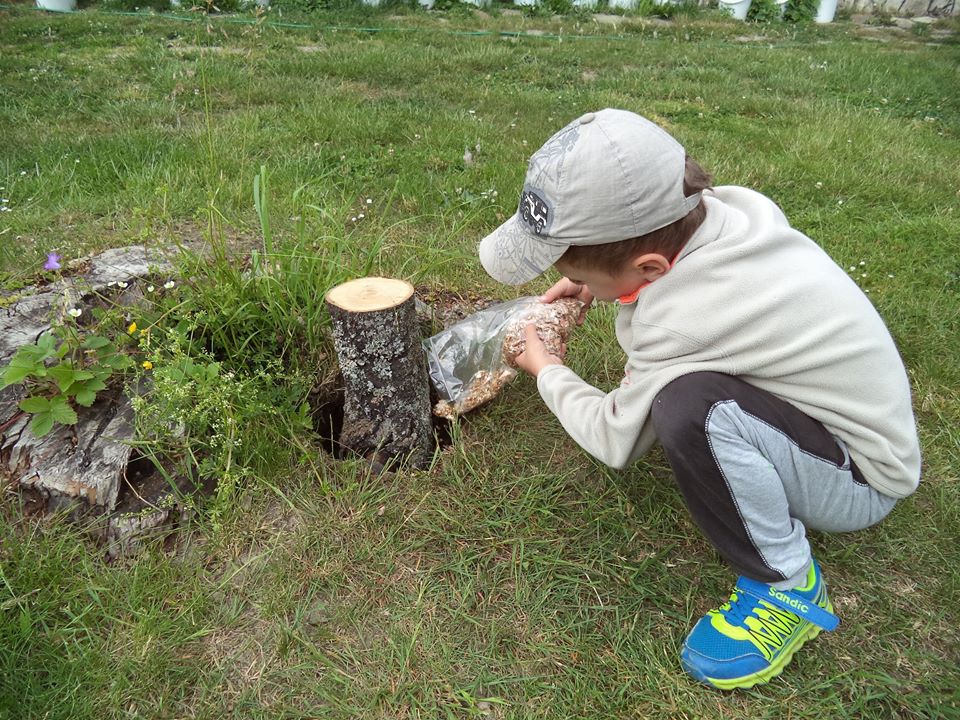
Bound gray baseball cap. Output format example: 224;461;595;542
478;108;701;286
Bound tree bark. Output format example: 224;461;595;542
325;277;434;470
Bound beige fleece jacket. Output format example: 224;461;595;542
536;186;921;499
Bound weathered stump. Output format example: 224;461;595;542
325;277;434;470
0;245;200;557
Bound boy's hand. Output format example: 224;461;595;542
540;278;593;325
514;324;565;378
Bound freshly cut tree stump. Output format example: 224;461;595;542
325;277;434;470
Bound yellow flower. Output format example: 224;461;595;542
128;322;137;334
142;361;153;370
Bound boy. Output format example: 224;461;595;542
477;108;921;690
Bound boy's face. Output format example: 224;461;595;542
553;258;649;303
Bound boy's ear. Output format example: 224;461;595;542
632;253;672;281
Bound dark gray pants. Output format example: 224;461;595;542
651;373;897;589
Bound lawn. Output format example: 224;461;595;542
1;2;959;718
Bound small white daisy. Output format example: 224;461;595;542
68;308;82;317
163;280;175;289
117;281;128;289
147;285;155;293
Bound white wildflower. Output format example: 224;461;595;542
68;307;82;317
117;281;128;289
163;280;175;289
147;285;155;292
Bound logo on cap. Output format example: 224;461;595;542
519;190;549;235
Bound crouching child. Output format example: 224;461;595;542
477;108;921;689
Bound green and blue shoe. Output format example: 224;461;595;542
680;559;839;690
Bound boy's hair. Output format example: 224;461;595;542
559;156;713;274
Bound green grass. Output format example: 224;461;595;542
2;3;959;718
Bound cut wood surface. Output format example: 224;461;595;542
326;277;414;312
325;277;434;470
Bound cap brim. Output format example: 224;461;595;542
478;214;568;286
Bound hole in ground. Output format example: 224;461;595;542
310;381;452;460
113;452;213;514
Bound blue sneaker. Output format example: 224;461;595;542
680;559;839;690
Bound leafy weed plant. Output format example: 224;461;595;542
747;0;782;23
784;0;816;22
1;321;132;437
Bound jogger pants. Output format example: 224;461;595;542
651;372;897;589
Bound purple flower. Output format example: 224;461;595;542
44;252;61;271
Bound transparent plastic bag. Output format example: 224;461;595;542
423;296;582;419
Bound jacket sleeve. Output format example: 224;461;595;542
535;363;659;469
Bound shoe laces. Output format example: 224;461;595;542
715;587;797;628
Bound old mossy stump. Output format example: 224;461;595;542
0;245;196;558
325;277;434;471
